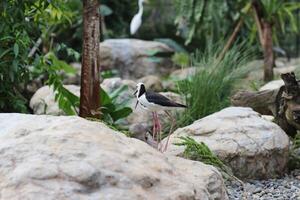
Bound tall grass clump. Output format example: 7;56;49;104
176;43;255;127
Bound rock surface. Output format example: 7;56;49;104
259;80;284;91
0;113;228;200
137;75;163;92
164;107;290;179
100;39;175;79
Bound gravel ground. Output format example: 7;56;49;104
226;170;300;200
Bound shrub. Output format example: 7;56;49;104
175;43;254;128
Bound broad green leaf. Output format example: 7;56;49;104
13;43;19;58
0;48;12;59
100;88;111;106
110;85;128;101
12;60;18;72
284;7;298;32
110;107;133;122
100;103;116;114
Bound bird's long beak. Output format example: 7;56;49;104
135;100;139;109
133;90;137;96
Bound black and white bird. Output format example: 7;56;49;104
133;82;187;152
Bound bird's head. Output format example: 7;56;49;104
134;82;146;97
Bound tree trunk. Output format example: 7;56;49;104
79;0;101;118
262;21;274;82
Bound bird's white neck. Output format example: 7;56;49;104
138;0;144;15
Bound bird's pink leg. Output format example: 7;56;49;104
154;111;160;148
152;112;157;140
163;110;176;152
154;112;163;151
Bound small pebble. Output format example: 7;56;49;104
226;170;300;199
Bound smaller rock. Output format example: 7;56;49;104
30;85;80;115
259;80;284;91
164;107;290;179
261;115;274;122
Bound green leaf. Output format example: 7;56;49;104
56;60;76;74
284;7;298;32
0;48;12;59
110;85;128;102
12;60;18;72
101;103;116;114
110;107;132;122
100;5;113;16
100;88;111;106
13;43;19;58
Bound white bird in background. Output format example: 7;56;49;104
130;0;144;35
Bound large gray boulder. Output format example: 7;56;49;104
100;39;175;79
0;113;228;200
163;107;290;180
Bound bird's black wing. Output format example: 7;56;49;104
146;91;186;108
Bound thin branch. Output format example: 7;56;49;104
217;17;244;61
252;5;264;46
28;37;42;58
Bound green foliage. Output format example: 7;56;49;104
154;38;187;53
249;80;262;91
0;0;38;112
174;0;300;55
175;43;254;127
248;0;300;46
174;0;206;45
0;0;82;112
288;132;300;170
176;136;244;184
34;49;132;124
34;51;79;115
176;136;227;170
101;0;138;38
172;53;190;67
99;85;133;125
